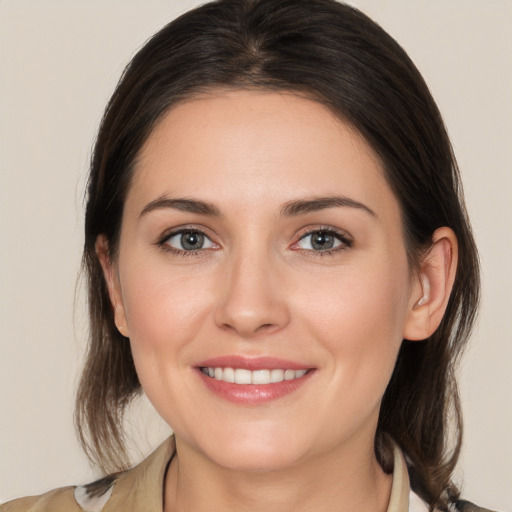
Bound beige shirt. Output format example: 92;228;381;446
0;437;430;512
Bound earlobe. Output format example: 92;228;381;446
403;227;458;341
95;235;129;338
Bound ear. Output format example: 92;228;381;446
95;235;129;338
403;227;458;341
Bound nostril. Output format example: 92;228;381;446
220;321;278;338
254;323;278;334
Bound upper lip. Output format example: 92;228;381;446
196;355;313;371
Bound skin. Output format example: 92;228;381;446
98;90;457;512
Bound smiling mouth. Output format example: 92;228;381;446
199;367;309;385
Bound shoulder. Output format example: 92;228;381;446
0;486;79;512
0;476;116;512
409;492;499;512
454;500;499;512
1;437;175;512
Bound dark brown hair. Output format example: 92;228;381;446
76;1;480;510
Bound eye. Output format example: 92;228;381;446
164;229;216;252
294;229;351;252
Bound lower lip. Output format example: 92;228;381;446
196;368;315;405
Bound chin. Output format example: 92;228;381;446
211;445;303;472
197;425;310;472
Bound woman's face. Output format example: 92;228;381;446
107;91;421;471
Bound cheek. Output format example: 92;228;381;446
294;257;410;392
119;265;218;429
299;258;409;338
120;264;214;366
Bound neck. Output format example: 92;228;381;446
164;434;392;512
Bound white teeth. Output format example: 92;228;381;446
201;367;308;384
234;369;252;384
251;369;270;384
284;369;295;381
223;367;235;383
270;369;284;383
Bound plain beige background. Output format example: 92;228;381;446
0;0;511;509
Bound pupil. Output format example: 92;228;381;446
311;232;334;250
181;231;204;250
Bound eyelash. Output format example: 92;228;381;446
293;226;353;257
156;227;217;258
156;226;353;258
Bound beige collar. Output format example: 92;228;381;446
387;441;411;511
102;436;175;511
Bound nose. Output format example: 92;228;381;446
214;248;290;339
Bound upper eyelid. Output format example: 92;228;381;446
296;226;353;242
158;225;217;242
165;229;213;241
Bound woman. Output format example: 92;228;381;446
1;0;494;511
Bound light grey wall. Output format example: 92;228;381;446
1;1;511;509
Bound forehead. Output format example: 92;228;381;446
128;90;398;221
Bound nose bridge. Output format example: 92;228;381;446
214;237;289;338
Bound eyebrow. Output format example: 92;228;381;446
139;194;375;219
280;196;376;217
140;197;221;218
